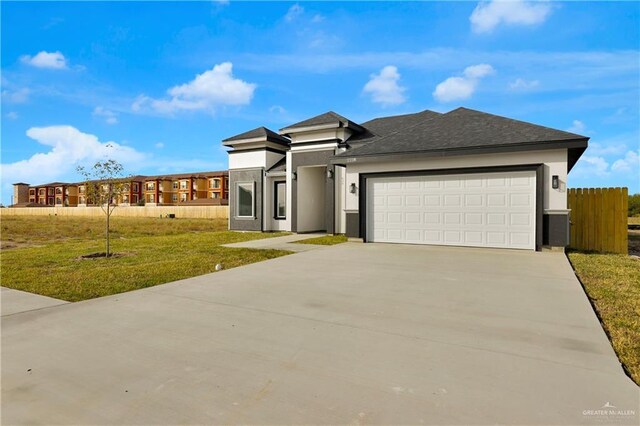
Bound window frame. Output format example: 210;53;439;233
273;181;286;220
235;181;255;219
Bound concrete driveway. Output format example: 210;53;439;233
2;243;638;425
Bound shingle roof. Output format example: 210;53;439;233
280;111;364;134
348;110;442;145
338;107;588;158
223;126;290;145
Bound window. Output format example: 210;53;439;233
274;182;286;219
210;192;219;199
173;181;179;189
55;197;62;205
173;194;179;202
147;182;155;191
180;181;188;189
212;178;221;189
236;182;254;218
133;183;139;192
147;194;155;203
180;193;187;202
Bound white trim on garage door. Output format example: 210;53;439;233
367;170;536;250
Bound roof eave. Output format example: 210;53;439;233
331;138;589;165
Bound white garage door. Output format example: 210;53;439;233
367;171;536;250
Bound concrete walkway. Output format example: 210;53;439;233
2;244;638;425
223;233;329;252
1;287;68;317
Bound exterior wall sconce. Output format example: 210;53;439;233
292;172;297;181
349;183;357;194
327;169;334;179
552;175;559;189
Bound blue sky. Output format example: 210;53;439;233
1;1;639;204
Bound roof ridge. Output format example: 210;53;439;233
447;107;588;140
351;110;442;147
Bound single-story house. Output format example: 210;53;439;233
222;107;588;251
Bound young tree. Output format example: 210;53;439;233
76;158;127;257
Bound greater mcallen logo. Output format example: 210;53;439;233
582;402;636;419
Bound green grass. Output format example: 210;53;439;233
294;234;348;245
567;251;640;385
0;216;290;302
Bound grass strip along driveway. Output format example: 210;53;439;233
568;251;640;385
293;234;348;245
1;216;289;302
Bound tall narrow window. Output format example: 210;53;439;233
274;181;286;219
236;182;254;218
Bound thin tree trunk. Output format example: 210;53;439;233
106;207;110;256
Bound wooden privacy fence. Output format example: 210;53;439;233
0;205;229;220
568;187;628;254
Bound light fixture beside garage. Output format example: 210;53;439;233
326;169;334;179
552;175;559;189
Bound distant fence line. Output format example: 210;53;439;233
0;205;229;220
568;187;628;254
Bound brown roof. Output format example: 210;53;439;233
143;170;228;181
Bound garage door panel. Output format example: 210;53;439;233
465;231;483;244
405;212;421;224
444;195;461;206
424;212;441;224
387;212;403;224
405;195;421;206
367;170;536;250
465;194;484;207
487;193;506;207
425;195;441;206
425;230;442;243
465;213;483;225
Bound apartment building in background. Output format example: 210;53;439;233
11;171;228;207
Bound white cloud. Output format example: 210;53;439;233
1;126;145;188
92;106;118;124
573;149;639;180
1;87;30;103
470;0;553;34
311;14;325;23
588;142;628;156
269;105;286;114
154;142;164;149
363;65;406;106
573;155;610;178
6;111;19;120
567;120;586;134
131;62;256;115
509;78;539;91
433;64;495;102
611;150;640;174
285;4;304;22
20;51;68;69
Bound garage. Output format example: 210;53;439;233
366;170;537;250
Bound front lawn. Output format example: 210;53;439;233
0;216;290;301
294;235;348;245
568;251;640;385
